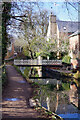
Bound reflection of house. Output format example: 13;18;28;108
5;42;14;59
69;90;78;108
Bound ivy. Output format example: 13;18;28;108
2;2;11;63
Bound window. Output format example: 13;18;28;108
63;26;66;30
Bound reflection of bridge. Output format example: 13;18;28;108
14;59;62;66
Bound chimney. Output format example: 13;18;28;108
49;13;57;38
49;13;56;23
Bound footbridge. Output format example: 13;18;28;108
14;59;62;66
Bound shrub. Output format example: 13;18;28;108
2;66;7;86
62;83;70;90
62;55;71;64
73;71;80;79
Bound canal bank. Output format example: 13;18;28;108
13;65;80;120
13;65;64;120
1;65;51;120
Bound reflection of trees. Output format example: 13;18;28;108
37;67;42;77
78;91;80;110
40;88;69;113
29;67;42;77
46;97;50;111
39;82;80;115
69;89;78;107
46;92;69;113
55;93;59;112
46;95;58;112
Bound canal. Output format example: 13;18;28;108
18;66;80;120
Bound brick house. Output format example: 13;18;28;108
47;13;79;43
69;30;80;69
47;13;80;64
5;42;14;60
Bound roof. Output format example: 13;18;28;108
56;20;80;33
69;30;80;37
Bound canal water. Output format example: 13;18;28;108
19;66;80;120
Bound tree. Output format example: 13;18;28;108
2;2;11;63
12;2;53;59
7;1;79;60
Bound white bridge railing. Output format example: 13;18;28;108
14;59;62;65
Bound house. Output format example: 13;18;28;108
47;13;79;42
5;42;15;60
69;30;80;69
47;13;80;64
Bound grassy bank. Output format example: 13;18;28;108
2;65;8;88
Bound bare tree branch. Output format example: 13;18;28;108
67;2;80;12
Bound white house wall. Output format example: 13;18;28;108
69;34;79;59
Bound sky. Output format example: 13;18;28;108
15;1;79;21
11;0;80;2
9;1;79;39
37;2;79;21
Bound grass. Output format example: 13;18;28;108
41;84;56;91
2;66;8;87
13;65;26;78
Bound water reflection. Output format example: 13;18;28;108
38;84;80;119
19;66;41;78
59;113;80;119
39;88;69;113
69;81;78;107
4;98;21;101
17;80;26;83
18;66;80;119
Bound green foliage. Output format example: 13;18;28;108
2;2;11;63
35;74;39;77
52;115;57;120
2;72;6;85
32;82;39;86
41;84;56;91
61;83;70;90
47;84;56;90
36;52;41;57
49;52;57;60
60;52;68;59
24;67;31;78
62;55;71;64
73;71;80;79
22;46;30;57
30;68;39;77
2;66;7;86
14;65;22;74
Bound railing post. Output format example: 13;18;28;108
14;59;15;65
38;56;42;65
21;59;23;65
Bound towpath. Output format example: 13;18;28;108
1;65;48;120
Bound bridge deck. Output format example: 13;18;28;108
14;59;62;66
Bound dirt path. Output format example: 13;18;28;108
2;65;48;120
